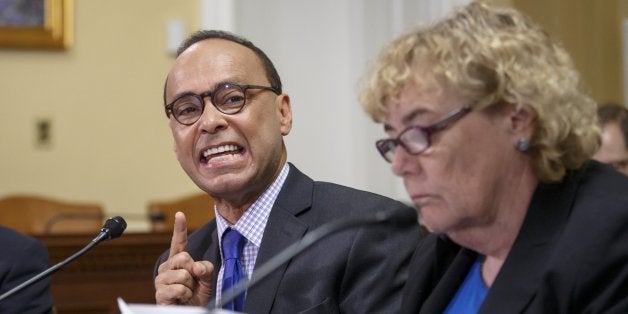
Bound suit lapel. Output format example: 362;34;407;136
480;172;580;313
188;222;221;299
420;247;478;313
244;164;313;313
203;228;221;299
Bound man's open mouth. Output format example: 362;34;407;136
200;144;244;163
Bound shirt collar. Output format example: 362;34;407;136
216;162;290;247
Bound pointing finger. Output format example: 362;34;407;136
168;211;188;258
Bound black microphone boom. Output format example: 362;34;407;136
209;207;417;310
0;216;127;303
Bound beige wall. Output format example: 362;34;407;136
0;0;199;231
1;0;625;232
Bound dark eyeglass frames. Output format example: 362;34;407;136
376;107;472;162
165;83;280;125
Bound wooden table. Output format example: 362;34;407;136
37;232;171;314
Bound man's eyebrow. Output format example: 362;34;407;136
166;78;244;102
167;90;194;102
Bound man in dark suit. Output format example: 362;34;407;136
0;226;53;313
154;30;421;313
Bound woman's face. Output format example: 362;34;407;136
382;82;522;235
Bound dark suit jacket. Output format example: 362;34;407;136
401;161;628;313
156;163;421;313
0;226;53;314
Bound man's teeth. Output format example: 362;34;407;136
203;144;240;157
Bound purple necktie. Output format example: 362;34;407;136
221;228;246;311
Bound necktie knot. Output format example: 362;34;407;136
222;228;246;260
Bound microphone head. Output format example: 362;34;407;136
101;216;127;240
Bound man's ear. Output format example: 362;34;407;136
277;94;293;136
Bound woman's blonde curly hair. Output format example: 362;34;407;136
360;1;600;182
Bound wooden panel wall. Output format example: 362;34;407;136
39;232;171;314
512;0;623;104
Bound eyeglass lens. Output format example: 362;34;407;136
377;128;429;162
376;107;471;162
171;84;247;124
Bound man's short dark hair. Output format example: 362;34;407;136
177;30;282;94
598;103;628;147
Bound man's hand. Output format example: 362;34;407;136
155;212;214;306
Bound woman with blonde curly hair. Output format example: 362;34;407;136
360;1;628;312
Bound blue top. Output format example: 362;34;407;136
444;256;488;313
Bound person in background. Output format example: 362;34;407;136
0;226;53;313
153;30;421;313
593;103;628;176
359;1;628;312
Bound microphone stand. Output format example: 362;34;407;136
208;208;416;310
0;216;127;303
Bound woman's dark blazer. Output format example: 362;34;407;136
401;161;628;313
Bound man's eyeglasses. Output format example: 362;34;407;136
165;83;280;125
376;107;471;162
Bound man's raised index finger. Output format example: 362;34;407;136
168;211;188;258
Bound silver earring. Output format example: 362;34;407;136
516;138;529;152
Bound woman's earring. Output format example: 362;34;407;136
516;138;529;152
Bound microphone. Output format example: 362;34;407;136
0;216;127;303
208;207;417;311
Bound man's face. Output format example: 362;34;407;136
593;122;628;176
164;39;292;205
